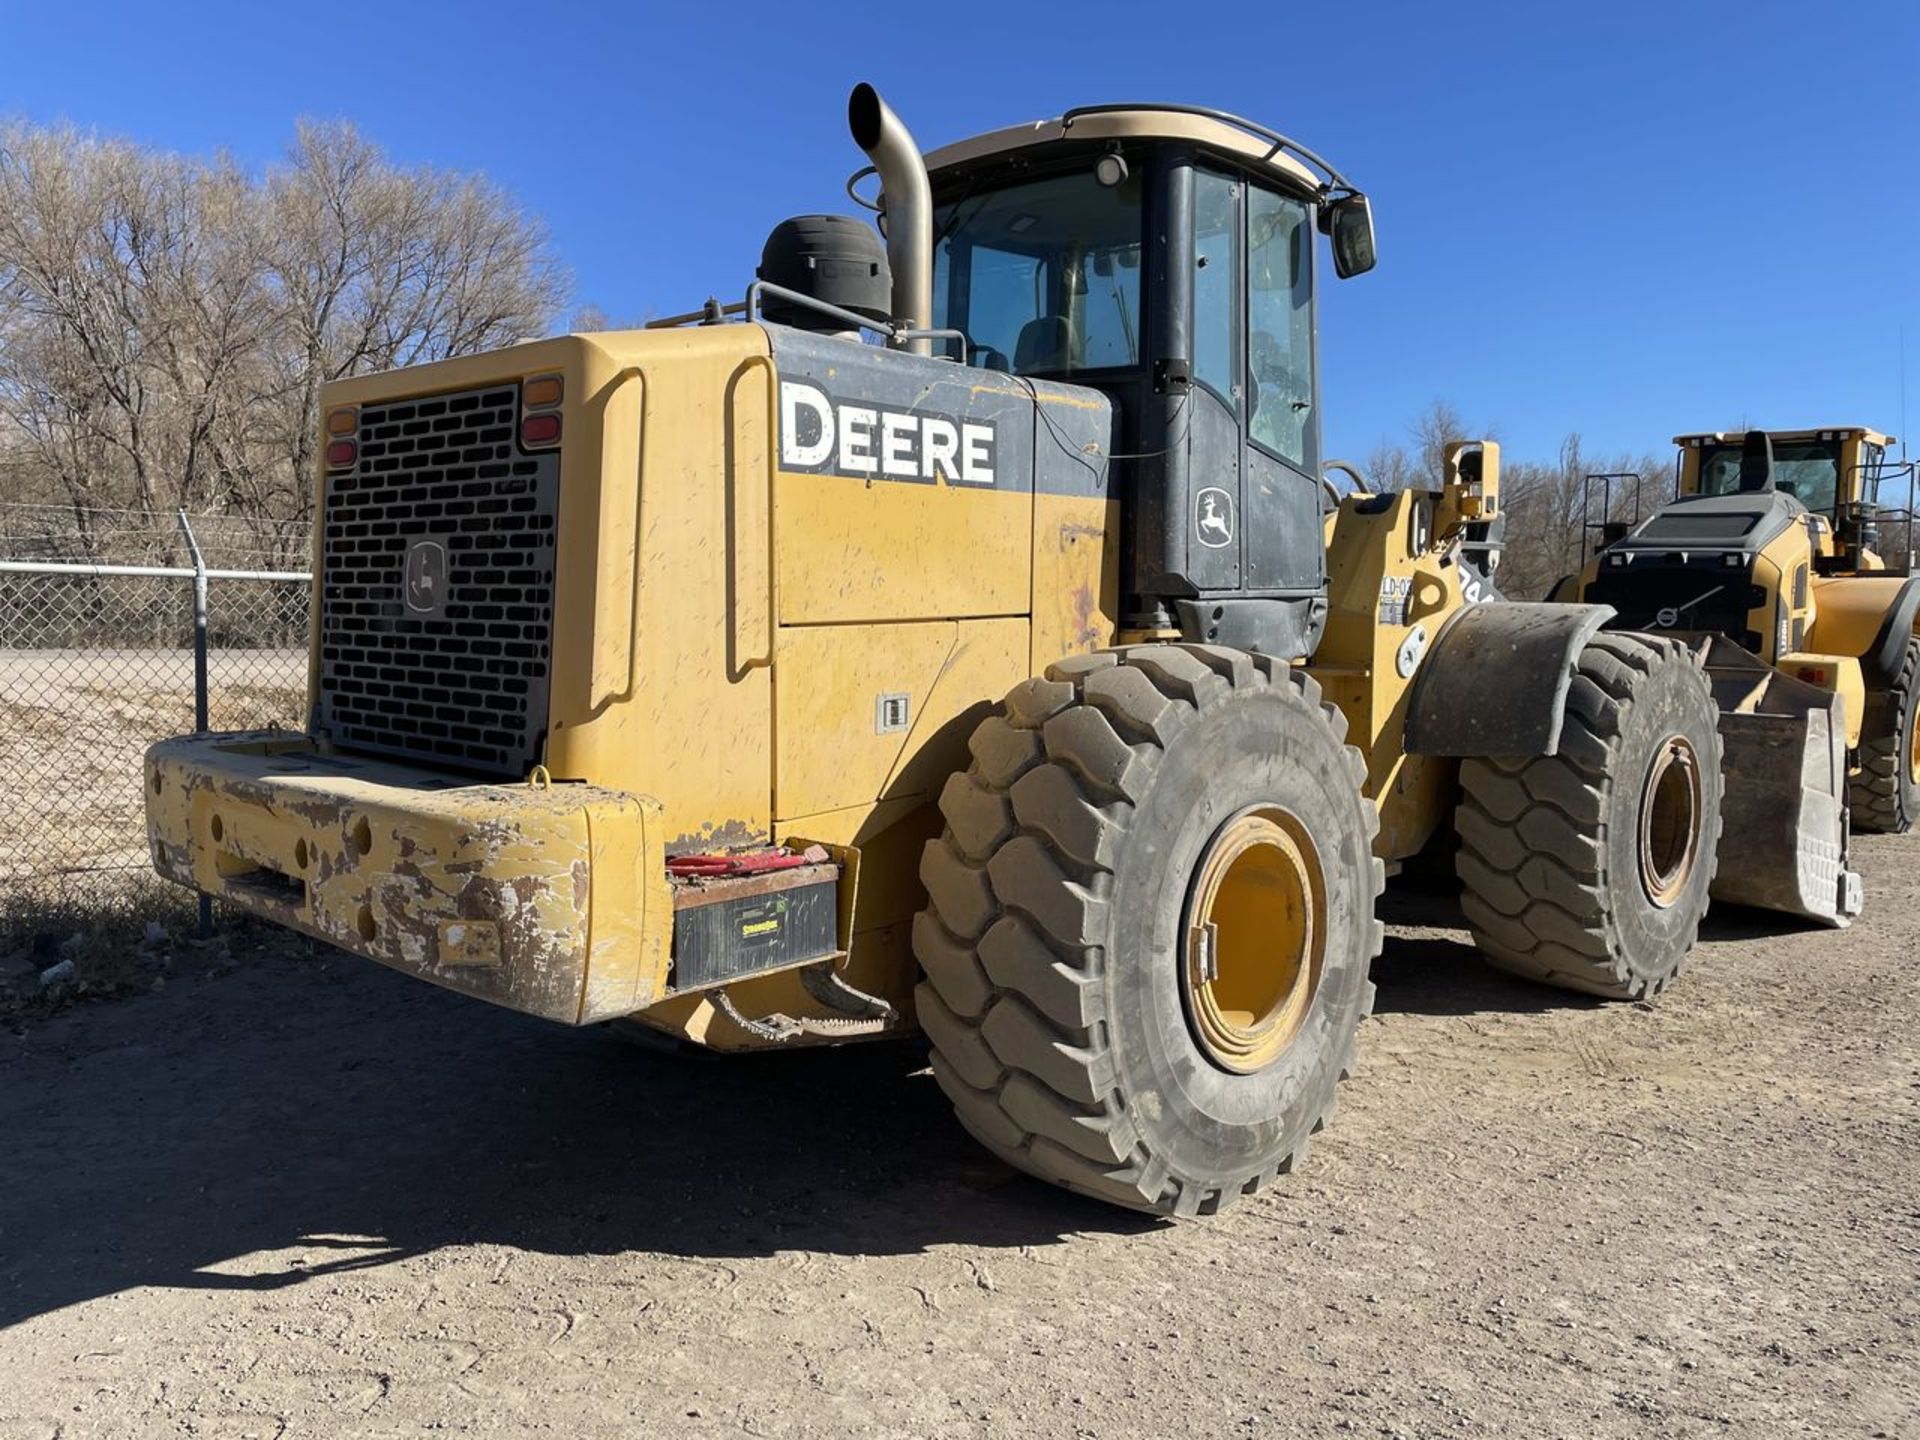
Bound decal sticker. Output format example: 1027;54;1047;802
1377;575;1412;626
779;380;995;486
1196;487;1235;549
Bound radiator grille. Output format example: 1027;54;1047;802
1587;562;1762;647
317;382;559;777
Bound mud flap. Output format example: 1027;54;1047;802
1702;639;1864;927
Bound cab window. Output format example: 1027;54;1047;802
1698;439;1840;513
1192;169;1238;410
1246;187;1314;469
933;170;1143;376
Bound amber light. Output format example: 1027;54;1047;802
326;407;358;436
523;375;563;409
521;413;561;447
326;439;358;468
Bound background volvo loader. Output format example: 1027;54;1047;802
148;85;1741;1217
1556;426;1917;863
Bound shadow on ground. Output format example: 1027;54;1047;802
1369;933;1596;1018
4;868;1716;1331
1696;902;1818;945
0;951;1148;1331
1369;883;1594;1019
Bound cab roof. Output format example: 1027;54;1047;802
1675;426;1896;448
924;106;1331;199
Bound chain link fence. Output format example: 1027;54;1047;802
0;506;309;949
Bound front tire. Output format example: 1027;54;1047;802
1850;635;1920;835
1454;633;1723;999
913;645;1384;1218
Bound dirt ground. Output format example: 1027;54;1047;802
1;838;1915;1440
0;649;303;880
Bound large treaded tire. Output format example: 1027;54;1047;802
1454;633;1724;1000
1850;635;1920;835
913;645;1385;1218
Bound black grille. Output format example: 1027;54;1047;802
317;383;559;777
1588;561;1763;647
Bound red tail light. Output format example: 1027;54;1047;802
326;439;358;468
520;413;561;447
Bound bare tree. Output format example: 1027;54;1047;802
1360;400;1480;493
0;119;564;564
1347;403;1673;599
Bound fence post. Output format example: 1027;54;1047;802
176;510;213;940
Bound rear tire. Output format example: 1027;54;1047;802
1454;633;1723;1000
913;645;1384;1218
1850;635;1919;835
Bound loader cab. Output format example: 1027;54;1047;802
1676;426;1909;572
923;108;1376;658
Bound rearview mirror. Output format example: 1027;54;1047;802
1325;193;1376;279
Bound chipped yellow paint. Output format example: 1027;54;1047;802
145;731;664;1024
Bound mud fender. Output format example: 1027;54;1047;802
1866;576;1920;686
1404;602;1615;758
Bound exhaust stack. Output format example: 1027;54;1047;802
848;83;932;355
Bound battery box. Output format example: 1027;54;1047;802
669;861;840;992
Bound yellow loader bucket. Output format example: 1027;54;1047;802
1702;639;1863;927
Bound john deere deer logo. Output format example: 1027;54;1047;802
1196;487;1234;549
403;540;448;615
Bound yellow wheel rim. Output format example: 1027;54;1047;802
1181;806;1325;1074
1909;704;1918;787
1639;735;1703;908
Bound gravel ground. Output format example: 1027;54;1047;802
1;837;1915;1439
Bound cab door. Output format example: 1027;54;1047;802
1185;166;1244;592
1242;181;1325;594
1181;167;1324;601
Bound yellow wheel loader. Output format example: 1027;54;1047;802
1311;442;1725;1001
1555;426;1915;881
147;85;1733;1217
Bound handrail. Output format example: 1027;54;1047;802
640;281;972;361
646;299;748;330
894;327;969;361
744;280;897;340
1581;471;1643;559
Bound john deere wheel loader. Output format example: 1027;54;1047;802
1554;426;1913;902
147;85;1731;1217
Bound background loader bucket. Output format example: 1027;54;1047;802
1702;639;1863;927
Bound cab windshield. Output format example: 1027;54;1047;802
1697;438;1840;513
932;170;1144;377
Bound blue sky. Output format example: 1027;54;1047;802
3;0;1916;464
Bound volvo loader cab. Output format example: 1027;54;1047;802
1679;426;1914;575
1561;426;1920;834
147;85;1753;1219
